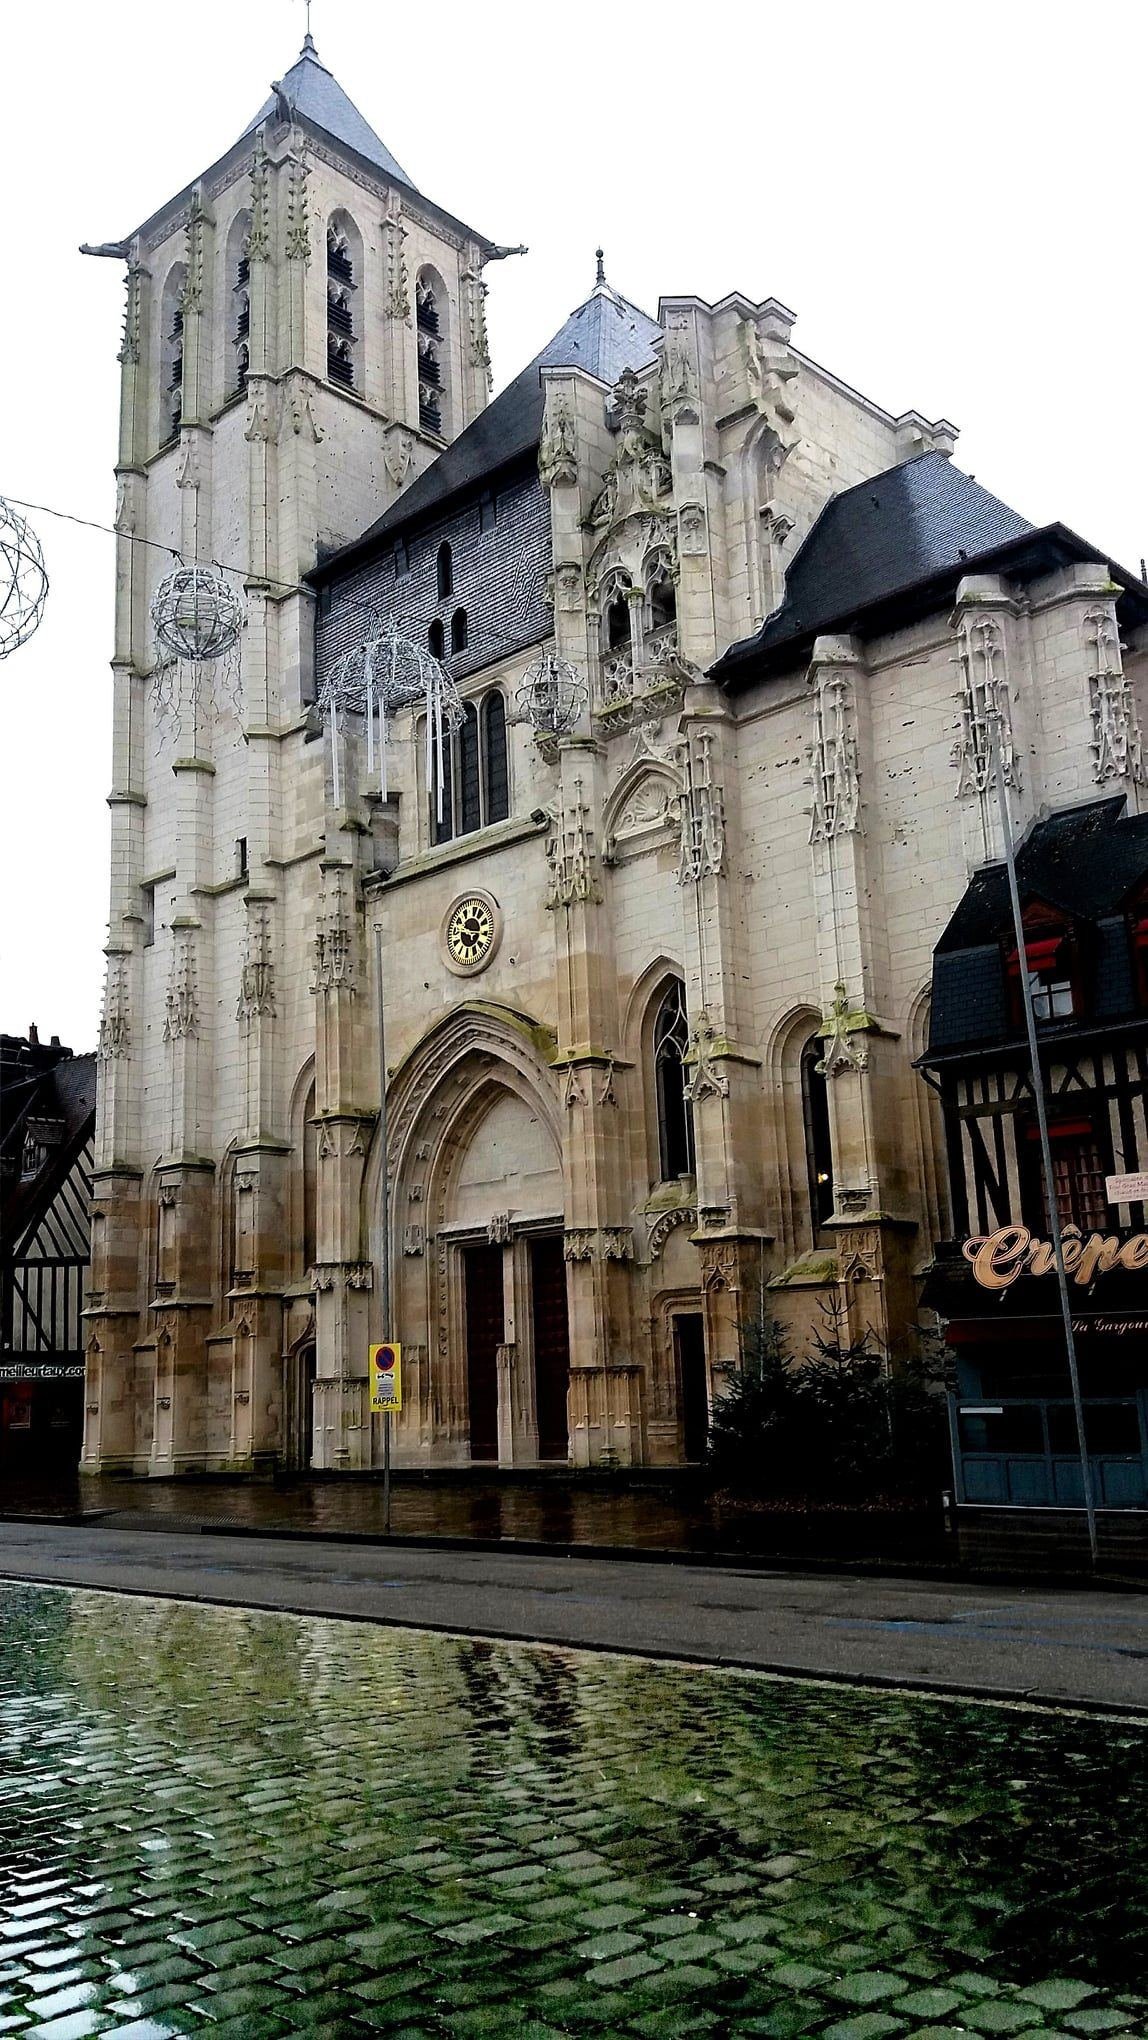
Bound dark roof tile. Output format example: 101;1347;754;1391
936;797;1148;953
242;40;416;190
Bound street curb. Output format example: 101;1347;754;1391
1;1565;1144;1724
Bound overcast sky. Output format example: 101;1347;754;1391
2;0;1145;1052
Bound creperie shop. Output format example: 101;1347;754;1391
963;1224;1148;1292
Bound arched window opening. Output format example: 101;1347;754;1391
226;211;253;399
654;981;695;1181
459;702;481;835
326;225;353;285
160;265;186;445
416;275;440;334
482;692;508;824
436;542;453;601
601;575;633;655
428;689;510;844
646;556;677;635
428;618;445;660
327;285;353;337
801;1036;834;1232
450;608;468;657
416;268;449;436
327;335;354;389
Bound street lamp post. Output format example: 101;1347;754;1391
986;707;1098;1566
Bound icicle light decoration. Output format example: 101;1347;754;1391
149;564;246;742
317;621;464;814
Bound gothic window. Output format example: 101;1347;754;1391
450;608;468;657
601;574;633;655
437;542;453;601
654;981;695;1181
225;210;252;399
416;267;449;436
482;692;508;823
645;553;676;635
801;1036;834;1232
430;689;510;844
159;263;186;446
326;213;360;391
428;618;446;660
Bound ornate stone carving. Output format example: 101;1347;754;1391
381;194;410;319
178;190;209;316
563;1228;596;1262
613;773;674;841
281;381;325;443
402;1223;424;1257
760;505;794;548
174;440;200;493
463;262;492;388
163;930;198;1042
601;1227;634;1262
97;953;130;1061
285;149;311;262
311;868;356;994
562;1064;586;1110
678;503;707;556
248;136;272;261
553;561;581;610
384;427;415;485
660;336;699;424
677;728;726;884
237;908;276;1024
114;475;136;535
546;778;602;908
816;983;870;1078
684;1014;730;1103
647;1206;696;1258
700;1239;739;1292
487;1212;512;1244
740;318;799;453
1086;606;1143;785
244;386;277;443
590;369;672;528
117;262;146;366
308;1261;374;1292
538;390;578;489
808;664;861;841
952;614;1019;796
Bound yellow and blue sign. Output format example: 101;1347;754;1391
369;1342;402;1413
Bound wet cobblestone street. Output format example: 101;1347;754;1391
1;1584;1145;2038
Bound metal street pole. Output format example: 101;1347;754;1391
986;710;1098;1566
374;922;392;1535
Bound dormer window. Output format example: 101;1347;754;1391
1006;908;1078;1027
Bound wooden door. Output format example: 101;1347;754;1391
674;1313;709;1462
530;1235;570;1462
464;1245;504;1462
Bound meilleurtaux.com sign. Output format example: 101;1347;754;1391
963;1225;1148;1291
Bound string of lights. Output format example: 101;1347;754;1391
1;492;312;600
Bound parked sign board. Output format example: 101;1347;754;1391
369;1342;402;1413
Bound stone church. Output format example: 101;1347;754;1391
82;29;1148;1480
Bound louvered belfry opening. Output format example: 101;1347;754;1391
326;224;356;390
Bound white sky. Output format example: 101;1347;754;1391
2;0;1146;1051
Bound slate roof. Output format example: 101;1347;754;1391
936;798;1148;953
315;284;663;578
713;453;1039;681
242;38;416;191
0;1036;96;1254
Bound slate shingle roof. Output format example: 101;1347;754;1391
242;40;416;191
315;285;662;577
713;453;1038;681
936;797;1148;954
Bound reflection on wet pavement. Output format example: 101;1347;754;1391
1;1582;1145;2036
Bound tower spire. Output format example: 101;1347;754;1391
595;247;606;288
299;0;317;55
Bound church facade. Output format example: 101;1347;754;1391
82;32;1148;1480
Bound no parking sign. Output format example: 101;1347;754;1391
369;1342;402;1413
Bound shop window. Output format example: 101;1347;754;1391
958;1406;1044;1455
1048;1402;1141;1455
653;980;695;1181
801;1035;835;1232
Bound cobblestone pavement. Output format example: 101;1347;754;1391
1;1584;1146;2039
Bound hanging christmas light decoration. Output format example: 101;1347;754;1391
514;649;586;736
317;619;464;814
0;496;49;659
149;564;246;741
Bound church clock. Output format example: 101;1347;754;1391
443;892;500;974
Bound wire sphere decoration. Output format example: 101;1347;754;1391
514;649;586;736
0;496;49;660
317;619;464;815
151;564;245;665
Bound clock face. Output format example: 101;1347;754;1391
446;894;496;971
